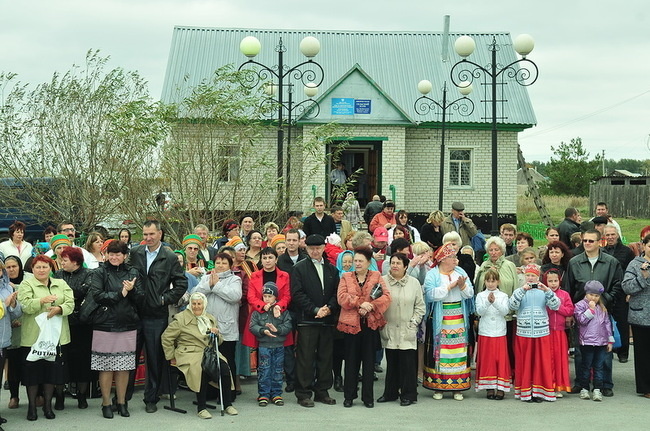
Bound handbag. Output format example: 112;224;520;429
610;315;622;349
79;290;100;324
369;283;383;300
201;335;221;383
27;313;63;362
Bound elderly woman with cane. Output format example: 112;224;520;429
162;292;238;419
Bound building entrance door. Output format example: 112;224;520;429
327;141;381;207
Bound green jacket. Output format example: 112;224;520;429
17;276;75;347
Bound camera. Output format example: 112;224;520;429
529;283;539;289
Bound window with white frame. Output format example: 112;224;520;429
449;149;471;187
216;143;241;182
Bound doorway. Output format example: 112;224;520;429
327;140;382;207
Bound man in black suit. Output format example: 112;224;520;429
291;234;340;407
129;220;187;413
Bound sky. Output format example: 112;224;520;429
2;0;649;163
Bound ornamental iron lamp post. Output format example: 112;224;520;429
238;36;324;212
414;80;474;211
449;34;538;235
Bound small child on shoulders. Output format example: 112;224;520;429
249;282;292;407
573;280;614;402
475;268;511;400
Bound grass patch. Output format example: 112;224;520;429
517;194;649;245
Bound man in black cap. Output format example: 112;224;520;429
290;234;340;407
440;201;477;248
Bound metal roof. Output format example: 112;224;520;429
161;27;537;127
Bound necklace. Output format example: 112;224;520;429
355;272;367;288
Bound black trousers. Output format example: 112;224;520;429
294;325;334;401
382;348;418;402
343;322;378;404
631;325;650;394
196;359;232;410
614;303;630;358
142;318;168;404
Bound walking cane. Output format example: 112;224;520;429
212;334;225;416
163;360;186;414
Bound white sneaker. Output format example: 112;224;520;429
432;392;443;400
592;389;603;401
579;389;590;400
225;406;238;416
555;391;563;398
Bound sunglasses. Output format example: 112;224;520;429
582;239;597;243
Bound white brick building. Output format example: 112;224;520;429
161;28;536;229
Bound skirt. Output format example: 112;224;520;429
91;330;137;372
22;345;68;386
513;335;556;401
549;329;571;393
423;301;471;391
475;335;511;392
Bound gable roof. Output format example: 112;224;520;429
161;27;537;128
309;63;414;125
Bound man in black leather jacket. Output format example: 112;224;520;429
128;220;187;413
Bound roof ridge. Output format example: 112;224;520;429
172;26;510;36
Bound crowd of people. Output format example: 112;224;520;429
1;198;649;424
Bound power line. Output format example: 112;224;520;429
521;90;650;139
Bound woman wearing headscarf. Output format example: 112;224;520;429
182;234;207;279
0;256;22;422
162;292;238;418
423;242;474;401
342;191;362;230
332;249;355;391
195;252;242;402
4;256;25;410
49;235;72;272
226;236;255;388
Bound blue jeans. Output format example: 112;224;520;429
258;346;284;399
577;345;607;390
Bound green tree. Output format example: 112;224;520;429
0;51;168;234
539;137;601;196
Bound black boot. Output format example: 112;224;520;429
54;392;65;411
117;404;130;417
43;405;56;420
27;404;37;421
102;405;114;419
77;394;88;409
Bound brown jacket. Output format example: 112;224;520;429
337;270;391;334
162;308;231;393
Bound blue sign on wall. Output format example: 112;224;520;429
331;98;355;115
355;99;371;114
